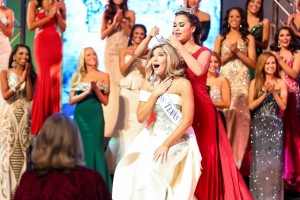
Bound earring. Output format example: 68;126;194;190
278;42;282;48
190;35;194;42
12;58;16;67
228;24;230;28
150;73;156;91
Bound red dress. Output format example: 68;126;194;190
186;48;252;200
31;11;62;134
14;166;111;200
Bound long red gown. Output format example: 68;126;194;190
31;11;62;135
186;48;252;200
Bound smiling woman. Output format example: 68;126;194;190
213;7;256;170
0;44;37;200
69;47;112;190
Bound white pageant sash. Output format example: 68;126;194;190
157;93;195;136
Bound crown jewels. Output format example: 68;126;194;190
155;35;168;43
177;5;195;14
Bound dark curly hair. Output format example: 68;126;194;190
174;11;202;46
104;0;128;22
270;26;299;54
128;24;147;47
245;0;264;22
221;7;249;44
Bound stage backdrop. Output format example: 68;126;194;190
62;0;221;115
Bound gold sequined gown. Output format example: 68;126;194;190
250;91;284;200
0;71;31;200
220;42;251;168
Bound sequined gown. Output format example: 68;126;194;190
250;91;284;200
102;27;128;137
188;48;252;200
0;11;11;111
71;82;112;190
106;55;145;173
112;91;201;200
280;57;300;192
31;9;62;135
0;71;31;200
249;23;264;80
220;42;251;169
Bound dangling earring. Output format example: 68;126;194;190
239;24;242;30
12;58;16;67
150;73;156;91
278;42;282;48
228;24;230;28
190;35;194;42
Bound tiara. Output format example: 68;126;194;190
177;5;195;14
155;35;169;43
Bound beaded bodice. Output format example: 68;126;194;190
221;41;247;57
71;82;110;94
152;94;182;136
209;77;223;103
252;90;281;119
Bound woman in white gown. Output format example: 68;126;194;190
112;42;201;200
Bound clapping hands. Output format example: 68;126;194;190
264;80;275;94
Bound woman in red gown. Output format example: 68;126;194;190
27;0;66;135
166;11;253;199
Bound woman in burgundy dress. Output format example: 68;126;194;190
14;113;111;200
27;0;66;135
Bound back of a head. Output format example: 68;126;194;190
32;113;84;171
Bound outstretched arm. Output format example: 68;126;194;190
135;26;159;57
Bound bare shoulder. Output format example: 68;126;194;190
125;10;135;18
198;11;210;21
276;78;285;86
174;77;192;90
0;70;8;79
215;34;223;42
97;71;109;82
263;18;270;25
247;33;255;41
141;80;152;91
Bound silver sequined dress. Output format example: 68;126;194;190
250;91;284;200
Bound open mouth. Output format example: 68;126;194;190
153;64;160;68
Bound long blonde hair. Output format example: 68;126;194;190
31;113;85;173
145;42;184;81
71;47;98;87
254;52;281;99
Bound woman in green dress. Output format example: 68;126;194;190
69;47;112;190
245;0;270;79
